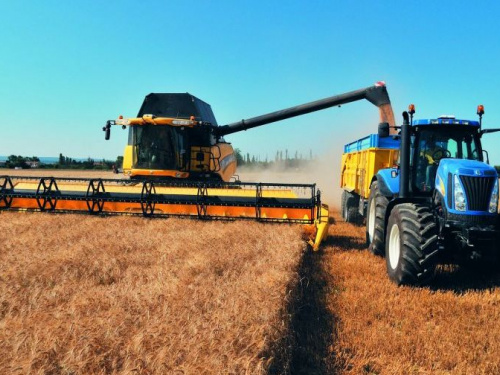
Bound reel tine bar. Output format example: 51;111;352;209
36;177;59;211
141;181;156;217
86;179;106;214
196;184;208;219
255;183;262;220
0;176;14;209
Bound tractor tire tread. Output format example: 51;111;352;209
367;181;389;256
387;203;439;286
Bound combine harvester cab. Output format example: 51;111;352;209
341;104;500;285
2;82;395;251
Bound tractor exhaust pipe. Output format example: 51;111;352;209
399;111;411;198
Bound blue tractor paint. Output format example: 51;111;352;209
344;133;399;153
435;159;498;215
376;168;400;196
412;118;480;126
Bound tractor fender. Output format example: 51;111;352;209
373;169;399;197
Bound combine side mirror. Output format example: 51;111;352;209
378;122;390;138
103;121;112;141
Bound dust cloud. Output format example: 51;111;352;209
237;112;386;209
238;147;343;209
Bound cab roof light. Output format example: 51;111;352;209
477;105;485;115
408;104;415;114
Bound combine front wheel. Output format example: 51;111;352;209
385;203;439;286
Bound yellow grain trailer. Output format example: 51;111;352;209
340;134;399;222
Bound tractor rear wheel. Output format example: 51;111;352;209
366;181;388;256
385;203;439;286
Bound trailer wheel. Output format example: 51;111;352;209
343;192;360;224
341;190;347;219
385;203;439;286
366;181;388;256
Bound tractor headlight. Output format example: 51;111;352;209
489;179;499;213
454;175;467;211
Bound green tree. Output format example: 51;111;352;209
234;149;244;166
116;155;124;168
7;155;29;169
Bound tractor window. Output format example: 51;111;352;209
413;126;482;192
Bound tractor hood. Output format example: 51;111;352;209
436;159;498;214
437;159;498;179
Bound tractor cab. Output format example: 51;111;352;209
410;117;483;192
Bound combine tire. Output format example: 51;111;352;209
366;181;388;256
385;203;439;286
343;192;359;224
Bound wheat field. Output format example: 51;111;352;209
2;169;500;374
0;212;305;374
322;213;500;374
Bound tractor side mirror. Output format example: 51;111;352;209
103;121;112;140
378;122;390;138
481;128;500;135
483;150;490;164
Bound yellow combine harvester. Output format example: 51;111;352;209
1;82;394;250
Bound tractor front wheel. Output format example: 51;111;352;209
385;203;439;286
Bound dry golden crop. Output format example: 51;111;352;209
3;169;500;374
0;212;305;374
324;213;500;374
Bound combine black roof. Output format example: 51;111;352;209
137;93;218;125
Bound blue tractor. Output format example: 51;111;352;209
367;105;500;285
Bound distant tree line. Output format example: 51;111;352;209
234;148;316;170
2;155;40;169
2;154;123;170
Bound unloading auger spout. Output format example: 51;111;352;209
216;82;394;137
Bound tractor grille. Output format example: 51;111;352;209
459;176;495;211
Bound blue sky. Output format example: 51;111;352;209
1;1;500;164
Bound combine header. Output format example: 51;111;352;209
1;82;394;250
